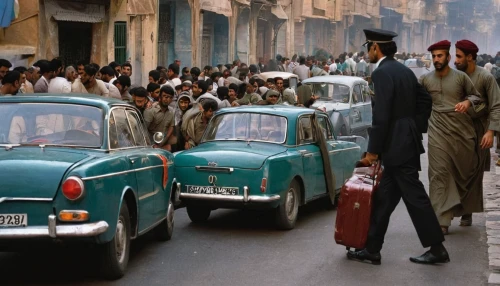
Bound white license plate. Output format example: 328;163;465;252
187;185;239;195
0;214;28;226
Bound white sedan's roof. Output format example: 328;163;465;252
302;75;367;86
258;72;299;80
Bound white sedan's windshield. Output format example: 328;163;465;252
0;103;103;147
307;83;350;103
203;113;287;144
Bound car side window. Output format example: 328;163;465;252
108;112;119;149
298;116;314;144
352;84;362;104
126;110;146;146
362;84;371;103
111;108;134;148
317;116;334;140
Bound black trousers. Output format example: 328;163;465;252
365;156;444;253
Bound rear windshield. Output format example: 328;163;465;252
306;83;351;103
203;112;287;144
0;103;103;147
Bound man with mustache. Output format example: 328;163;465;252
453;40;500;226
420;40;483;235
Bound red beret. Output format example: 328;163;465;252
427;40;451;51
455;40;479;55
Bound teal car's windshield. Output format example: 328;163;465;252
0;103;103;147
202;113;287;144
307;83;350;103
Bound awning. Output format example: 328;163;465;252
45;0;105;23
127;0;155;15
350;12;371;19
200;0;232;17
234;0;250;5
271;5;288;20
0;44;35;56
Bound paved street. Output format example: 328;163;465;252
0;136;490;285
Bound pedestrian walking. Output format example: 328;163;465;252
453;40;500;226
347;29;449;265
421;40;483;235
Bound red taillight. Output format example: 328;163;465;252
260;178;267;193
62;176;85;200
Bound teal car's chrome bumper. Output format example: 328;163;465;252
0;215;109;239
180;186;281;203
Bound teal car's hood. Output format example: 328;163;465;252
175;141;287;169
0;147;90;198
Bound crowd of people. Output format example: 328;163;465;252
0;47;499;154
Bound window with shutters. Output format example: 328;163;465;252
114;22;127;64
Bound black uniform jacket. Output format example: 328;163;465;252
367;57;432;167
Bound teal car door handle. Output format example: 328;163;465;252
298;150;314;157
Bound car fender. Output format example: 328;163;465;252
266;153;303;204
96;185;139;243
330;111;348;136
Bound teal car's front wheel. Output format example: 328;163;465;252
186;205;211;223
275;179;300;230
100;203;131;280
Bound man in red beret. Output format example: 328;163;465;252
454;39;500;226
421;40;483;235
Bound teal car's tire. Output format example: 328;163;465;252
275;179;300;230
186;205;211;223
155;201;175;241
100;203;131;280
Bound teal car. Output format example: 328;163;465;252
0;95;175;279
174;106;361;230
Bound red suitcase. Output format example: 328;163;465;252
334;162;383;250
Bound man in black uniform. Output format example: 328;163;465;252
347;29;449;265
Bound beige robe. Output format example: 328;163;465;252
421;68;483;226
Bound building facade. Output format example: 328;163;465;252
0;0;498;85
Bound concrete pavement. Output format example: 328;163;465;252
483;151;500;285
0;134;491;285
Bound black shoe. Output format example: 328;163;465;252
346;249;381;265
409;249;450;264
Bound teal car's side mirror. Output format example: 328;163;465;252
153;132;164;144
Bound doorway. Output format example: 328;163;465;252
58;21;92;65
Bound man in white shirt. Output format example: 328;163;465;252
81;65;109;97
346;53;357;76
329;60;338;74
163;63;182;89
48;59;71;93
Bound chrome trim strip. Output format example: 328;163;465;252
329;146;361;154
138;189;159;200
81;165;165;181
195;166;234;173
0;221;109;238
180;193;280;203
0;197;53;203
343;146;361;151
